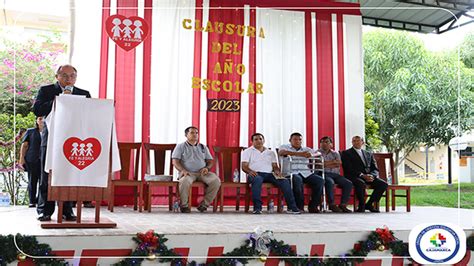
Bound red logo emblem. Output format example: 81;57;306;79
105;14;149;51
63;137;102;170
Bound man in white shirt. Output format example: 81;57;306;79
241;133;300;214
341;136;388;213
278;133;324;213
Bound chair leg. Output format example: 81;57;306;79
406;189;411;212
213;192;218;212
168;186;173;211
245;186;250;213
236;187;241;211
143;185;148;212
214;201;218;212
133;187;138;211
139;185;143;212
392;189;396;211
277;191;283;213
220;187;224;212
148;185;153;213
385;189;389;213
109;184;115;212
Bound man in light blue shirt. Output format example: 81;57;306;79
278;133;324;213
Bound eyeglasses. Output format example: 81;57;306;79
58;74;77;79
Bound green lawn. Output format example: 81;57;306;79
380;183;474;209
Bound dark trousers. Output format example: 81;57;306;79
37;146;74;217
324;172;353;205
248;172;299;212
348;176;388;208
25;160;41;204
291;173;324;210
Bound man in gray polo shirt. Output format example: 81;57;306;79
172;126;221;213
317;136;353;213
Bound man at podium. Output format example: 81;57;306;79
33;64;91;221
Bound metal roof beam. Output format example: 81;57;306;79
363;20;428;33
363;16;434;33
397;0;469;12
363;15;437;28
438;19;474;33
436;0;472;7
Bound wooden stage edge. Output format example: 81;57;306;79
40;218;116;229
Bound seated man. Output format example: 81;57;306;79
317;136;353;213
278;133;324;213
242;133;300;214
341;136;388;213
172;126;221;213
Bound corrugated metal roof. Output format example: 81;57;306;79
360;0;473;33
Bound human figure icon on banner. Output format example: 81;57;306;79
68;141;96;158
111;18;122;38
79;143;86;156
85;143;94;156
122;19;133;38
71;142;79;156
133;20;143;39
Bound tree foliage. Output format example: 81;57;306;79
0;29;66;203
0;29;64;116
363;29;474;178
0;113;36;204
364;92;381;151
459;31;474;69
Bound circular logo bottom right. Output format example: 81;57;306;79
409;223;467;264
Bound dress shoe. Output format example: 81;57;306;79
63;214;77;221
37;215;51;221
338;204;352;213
308;206;320;213
355;207;366;213
29;204;36;208
197;204;207;213
180;207;191;213
83;202;95;208
329;204;343;213
365;204;380;213
252;210;262;214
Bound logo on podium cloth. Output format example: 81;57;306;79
63;137;102;170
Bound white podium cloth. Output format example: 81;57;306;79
45;95;121;187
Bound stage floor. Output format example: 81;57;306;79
1;205;473;236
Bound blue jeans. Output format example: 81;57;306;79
248;172;299;212
291;173;324;210
324;172;353;205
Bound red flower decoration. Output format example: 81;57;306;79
137;230;159;247
376;226;395;245
354;243;361;251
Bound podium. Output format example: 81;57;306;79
41;178;116;229
40;96;119;229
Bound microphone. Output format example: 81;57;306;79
64;86;73;93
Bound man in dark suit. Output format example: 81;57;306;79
33;64;91;221
341;136;388;213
